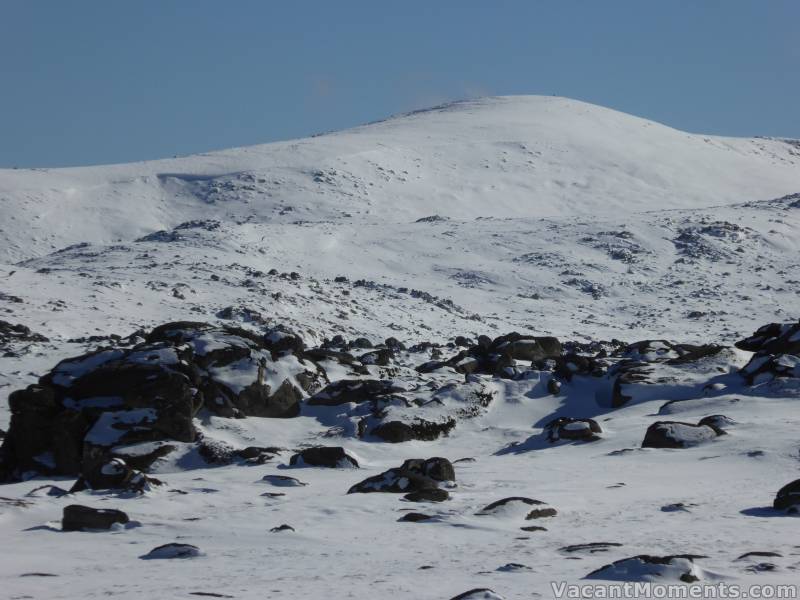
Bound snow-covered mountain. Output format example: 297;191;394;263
1;96;799;600
2;96;799;263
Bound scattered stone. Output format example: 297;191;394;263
520;525;547;532
348;457;454;494
307;379;404;406
262;475;307;487
773;479;800;512
25;485;69;498
496;563;531;572
371;419;456;443
62;505;129;531
641;420;724;449
586;554;706;582
737;551;782;560
398;512;434;522
270;524;295;532
289;446;359;468
449;589;505;600
476;497;557;520
661;502;696;513
560;542;622;554
403;489;450;502
545;417;602;443
140;543;202;559
69;458;161;493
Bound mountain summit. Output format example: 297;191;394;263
1;95;798;262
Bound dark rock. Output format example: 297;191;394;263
560;542;622;554
263;326;305;357
547;378;561;395
746;563;778;573
62;505;129;531
371;419;456;443
270;524;295;532
737;551;782;560
358;349;393;366
449;589;504;600
348;457;454;494
113;443;176;472
262;474;307;487
70;458;162;493
398;512;434;522
736;322;800;355
740;352;800;384
496;563;531;572
697;415;734;430
642;420;723;449
140;543;201;559
545;417;602;443
384;337;405;351
0;320;49;351
586;554;707;582
198;439;237;465
660;502;695;512
349;337;373;349
550;353;606;382
1;321;312;481
773;479;800;512
520;525;547;532
289;446;359;468
237;446;279;462
25;485;69;498
477;497;557;519
307;380;404;406
235;378;302;418
404;489;450;502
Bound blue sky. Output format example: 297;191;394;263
1;1;798;168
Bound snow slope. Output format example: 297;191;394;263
1;96;799;262
1;96;799;600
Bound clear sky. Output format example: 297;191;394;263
1;1;798;168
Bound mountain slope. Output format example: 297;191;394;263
1;95;799;263
1;97;800;600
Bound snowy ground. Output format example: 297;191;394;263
1;96;799;600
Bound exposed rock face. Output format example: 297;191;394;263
736;322;800;355
608;340;729;407
773;479;800;512
641;419;726;449
62;505;129;531
370;419;456;443
69;458;162;493
307;380;405;406
289;446;359;468
421;332;562;379
348;457;454;494
0;320;49;356
0;322;314;482
735;323;800;388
